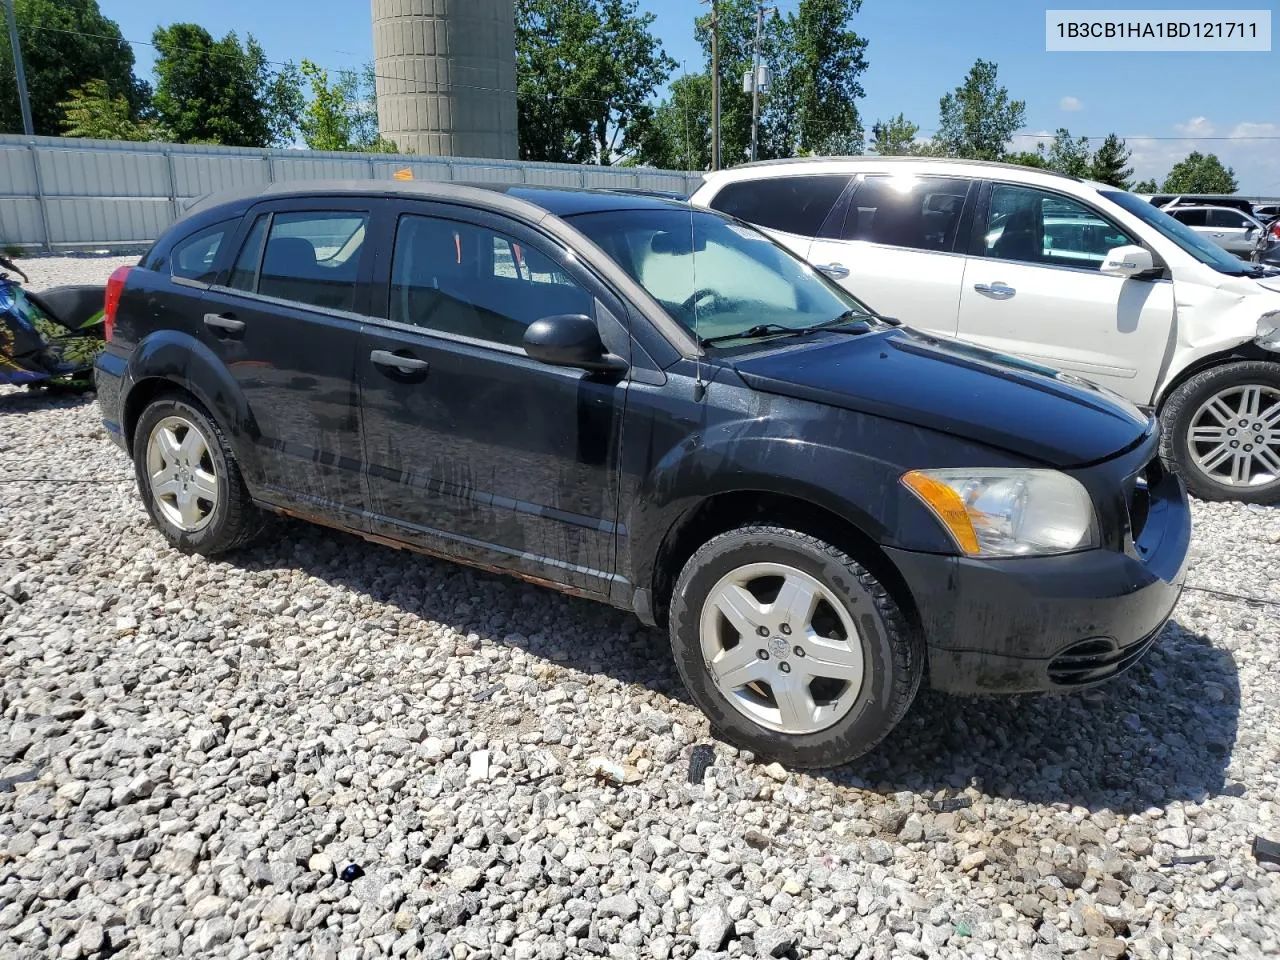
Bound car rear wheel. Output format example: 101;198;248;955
1160;361;1280;503
133;394;261;555
668;525;923;768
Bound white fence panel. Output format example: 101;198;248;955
172;154;271;197
37;148;169;199
0;145;39;196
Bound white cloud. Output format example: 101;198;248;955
1125;118;1280;194
1175;116;1215;136
1059;96;1082;112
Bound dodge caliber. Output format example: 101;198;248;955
94;182;1191;767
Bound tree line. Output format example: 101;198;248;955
0;0;1244;193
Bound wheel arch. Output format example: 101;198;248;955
647;489;920;632
1154;342;1278;413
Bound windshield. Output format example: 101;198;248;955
567;207;873;344
1102;190;1252;275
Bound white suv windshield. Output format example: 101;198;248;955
1103;190;1253;276
568;207;873;344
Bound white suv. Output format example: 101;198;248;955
690;157;1280;503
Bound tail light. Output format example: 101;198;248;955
104;265;131;340
1270;220;1280;240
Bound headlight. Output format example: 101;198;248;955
1258;312;1280;351
902;469;1099;557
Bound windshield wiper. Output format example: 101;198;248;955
700;312;876;346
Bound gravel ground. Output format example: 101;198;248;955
2;254;1279;960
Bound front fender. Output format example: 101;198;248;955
623;413;967;596
122;330;263;480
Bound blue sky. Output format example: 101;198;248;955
101;0;1279;192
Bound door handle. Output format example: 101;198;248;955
370;349;429;375
974;281;1016;299
815;262;850;280
203;312;245;334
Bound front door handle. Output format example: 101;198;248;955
203;312;245;334
973;281;1016;299
815;262;850;279
370;349;430;375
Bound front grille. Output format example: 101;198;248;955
1047;628;1162;686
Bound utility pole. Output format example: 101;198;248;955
749;2;765;163
4;0;33;136
704;0;720;171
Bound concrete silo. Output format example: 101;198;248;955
371;0;519;160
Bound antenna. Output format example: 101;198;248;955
689;204;706;402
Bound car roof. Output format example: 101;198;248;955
699;155;1116;191
182;179;691;223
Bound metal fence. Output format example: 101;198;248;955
0;135;705;251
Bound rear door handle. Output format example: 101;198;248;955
370;350;430;375
203;312;245;334
815;262;850;279
974;281;1016;299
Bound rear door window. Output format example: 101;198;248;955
839;176;973;252
1171;208;1207;227
708;175;850;237
250;211;370;312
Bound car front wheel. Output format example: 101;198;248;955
668;525;923;768
1160;361;1280;504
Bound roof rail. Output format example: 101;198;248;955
728;154;1085;183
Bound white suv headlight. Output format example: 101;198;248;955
902;469;1099;557
1258;312;1280;351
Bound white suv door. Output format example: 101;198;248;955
956;182;1174;406
805;174;976;333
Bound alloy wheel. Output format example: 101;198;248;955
1186;384;1280;487
698;562;864;735
145;415;219;531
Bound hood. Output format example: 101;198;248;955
1255;276;1280;294
732;327;1152;467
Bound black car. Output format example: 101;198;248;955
94;181;1191;767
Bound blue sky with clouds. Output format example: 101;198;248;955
101;0;1279;192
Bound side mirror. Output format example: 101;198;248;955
1100;244;1159;279
523;314;628;373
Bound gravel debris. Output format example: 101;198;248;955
1;254;1279;959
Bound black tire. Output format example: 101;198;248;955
668;525;923;769
1159;361;1280;504
132;394;262;555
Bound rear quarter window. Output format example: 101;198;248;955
163;220;235;284
708;175;849;238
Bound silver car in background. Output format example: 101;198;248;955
1164;204;1266;258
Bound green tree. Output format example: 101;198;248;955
1089;133;1133;188
1039;127;1091;176
786;0;868;155
631;72;711;170
516;0;675;164
1132;177;1159;193
299;60;397;152
933;59;1025;161
869;113;919;156
0;0;148;135
151;24;302;147
58;79;168;141
1007;149;1048;169
1162;151;1238;194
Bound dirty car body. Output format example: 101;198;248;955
94;181;1192;765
